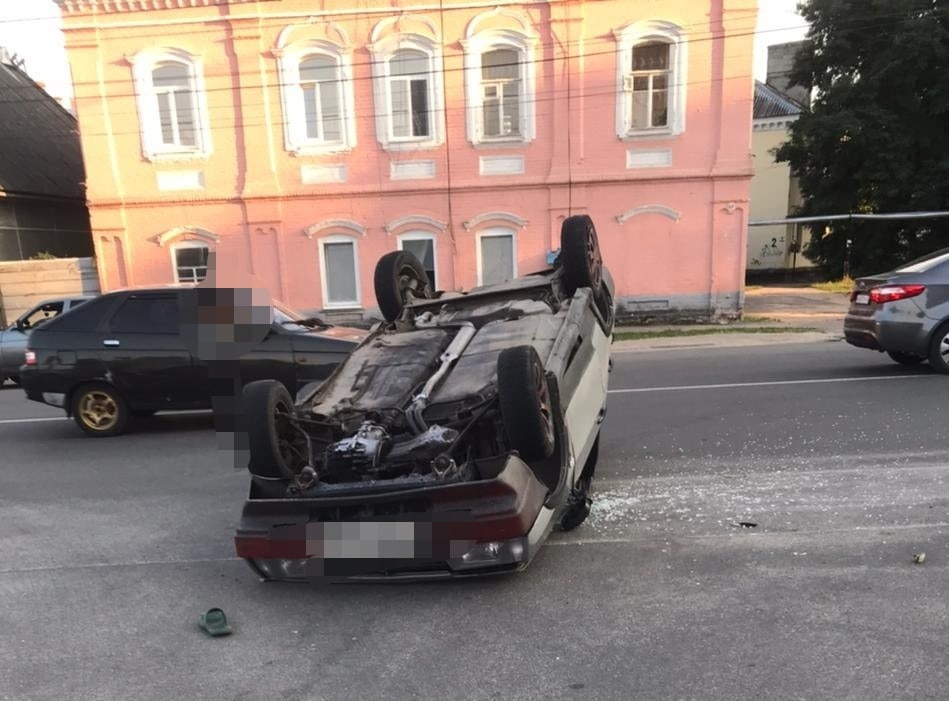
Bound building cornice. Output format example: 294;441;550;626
55;0;256;16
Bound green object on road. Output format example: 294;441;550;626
198;608;232;637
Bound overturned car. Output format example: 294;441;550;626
234;215;616;582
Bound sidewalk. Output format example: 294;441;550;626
612;284;850;351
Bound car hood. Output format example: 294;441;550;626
300;325;369;343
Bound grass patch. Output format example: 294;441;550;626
614;326;818;341
811;277;853;294
742;315;778;323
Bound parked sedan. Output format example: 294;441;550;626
843;246;949;372
20;286;366;436
1;296;94;384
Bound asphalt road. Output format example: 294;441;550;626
2;337;948;701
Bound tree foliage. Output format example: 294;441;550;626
775;0;949;276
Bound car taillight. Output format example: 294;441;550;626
869;284;926;305
24;350;36;366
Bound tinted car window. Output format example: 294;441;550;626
39;296;112;332
109;296;180;335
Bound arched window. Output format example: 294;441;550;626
614;21;687;139
276;38;356;154
131;49;211;160
368;17;446;150
461;9;538;145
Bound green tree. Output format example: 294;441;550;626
775;0;949;277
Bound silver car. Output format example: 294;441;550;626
843;247;949;372
1;296;94;384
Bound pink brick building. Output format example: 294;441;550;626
56;0;757;324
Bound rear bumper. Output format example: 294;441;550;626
843;313;931;355
234;454;555;583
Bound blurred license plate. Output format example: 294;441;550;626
307;521;420;559
855;293;870;305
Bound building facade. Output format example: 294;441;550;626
56;0;757;324
747;42;815;279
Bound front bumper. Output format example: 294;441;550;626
234;454;554;582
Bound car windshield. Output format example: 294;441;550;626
893;249;949;274
271;299;329;330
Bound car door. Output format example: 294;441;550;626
557;294;612;472
99;292;200;409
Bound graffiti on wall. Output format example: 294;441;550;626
749;235;785;267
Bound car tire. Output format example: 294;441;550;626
243;379;306;480
887;351;925;366
497;345;556;462
71;383;130;437
373;250;434;323
558;433;599;532
928;320;949;374
560;214;603;298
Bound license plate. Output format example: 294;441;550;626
306;521;422;559
855;293;870;305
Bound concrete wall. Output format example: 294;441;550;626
748;121;814;273
0;257;100;326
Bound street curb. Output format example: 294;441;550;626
610;331;844;352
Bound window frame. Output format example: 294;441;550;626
476;227;517;287
276;41;357;155
170;240;210;284
397;231;438;290
462;29;537;146
130;48;212;161
318;234;362;309
369;34;446;151
614;21;687;140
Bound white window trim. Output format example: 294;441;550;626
462;30;537;146
613;20;688;140
476;227;517;287
275;40;357;156
396;231;438;289
130;48;213;162
170;240;210;284
369;33;446;151
318;234;362;309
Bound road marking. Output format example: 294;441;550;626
0;410;213;426
607;374;932;394
0;417;67;424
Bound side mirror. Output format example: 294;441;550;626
14;319;28;333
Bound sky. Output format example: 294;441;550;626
0;0;809;109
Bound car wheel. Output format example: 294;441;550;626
887;351;925;366
928;321;949;374
558;433;599;532
497;345;556;462
71;383;130;437
243;379;306;480
560;214;603;297
373;250;434;323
